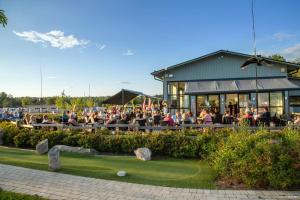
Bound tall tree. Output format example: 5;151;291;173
0;9;8;27
268;54;286;62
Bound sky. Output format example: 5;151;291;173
0;0;300;97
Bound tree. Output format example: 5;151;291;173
0;10;7;28
268;54;286;62
21;97;33;107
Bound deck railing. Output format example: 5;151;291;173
10;121;295;131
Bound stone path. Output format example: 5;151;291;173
0;164;299;200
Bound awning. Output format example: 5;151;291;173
102;89;155;105
185;78;300;94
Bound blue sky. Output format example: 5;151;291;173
1;0;300;97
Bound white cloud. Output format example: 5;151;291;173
272;32;294;41
282;43;300;60
123;49;134;56
96;44;106;50
119;81;131;85
13;30;89;49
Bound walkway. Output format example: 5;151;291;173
0;164;299;200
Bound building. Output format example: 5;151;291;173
151;50;300;116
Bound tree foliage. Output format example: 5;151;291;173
268;54;286;62
0;9;7;27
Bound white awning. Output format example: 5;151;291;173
185;78;300;94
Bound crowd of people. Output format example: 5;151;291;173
19;100;299;128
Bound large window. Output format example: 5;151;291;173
225;93;250;116
290;96;300;106
196;95;220;115
167;82;189;114
257;91;284;116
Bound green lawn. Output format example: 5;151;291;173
0;146;216;189
0;188;47;200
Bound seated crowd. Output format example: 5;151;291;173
22;101;299;127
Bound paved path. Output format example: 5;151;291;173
0;164;299;200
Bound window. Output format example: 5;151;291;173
257;91;284;116
167;82;189;114
225;94;238;115
196;95;220;115
290;96;300;106
239;94;250;114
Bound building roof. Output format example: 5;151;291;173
151;50;300;79
185;78;300;94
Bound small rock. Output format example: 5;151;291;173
117;171;126;177
134;147;151;161
0;128;3;145
36;139;48;155
48;147;60;171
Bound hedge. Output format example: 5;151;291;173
0;122;299;189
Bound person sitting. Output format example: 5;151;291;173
29;115;36;124
212;108;222;124
222;110;233;124
42;115;51;124
163;113;175;126
182;112;191;124
23;113;31;125
174;111;182;125
62;111;69;123
203;109;213;125
153;111;161;126
68;112;78;126
259;107;271;126
294;115;300;125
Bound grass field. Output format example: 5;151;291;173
0;188;47;200
0;146;216;189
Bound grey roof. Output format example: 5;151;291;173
151;50;300;78
185;78;300;94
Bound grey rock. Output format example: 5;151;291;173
48;147;60;171
134;147;151;161
117;171;126;177
0;128;3;145
36;139;48;155
54;145;98;155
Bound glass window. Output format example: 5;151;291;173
180;95;190;108
270;107;283;117
170;95;178;108
178;82;185;95
196;95;207;114
270;92;283;107
225;94;238;115
208;95;219;108
239;94;250;108
168;82;178;95
290;96;300;106
258;93;269;107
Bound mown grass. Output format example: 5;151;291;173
0;188;47;200
0;146;216;189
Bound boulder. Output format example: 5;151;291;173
36;139;48;155
54;145;98;155
134;147;151;161
117;171;126;177
48;147;60;171
0;128;3;145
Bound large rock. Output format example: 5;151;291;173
47;145;98;171
36;139;48;155
48;147;60;171
54;145;98;155
0;128;3;145
134;148;151;161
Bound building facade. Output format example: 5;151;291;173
152;50;300;117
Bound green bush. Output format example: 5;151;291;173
0;188;47;200
1;122;300;189
211;128;300;189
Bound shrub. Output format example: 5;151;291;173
211;128;300;189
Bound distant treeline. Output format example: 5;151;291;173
0;92;162;110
